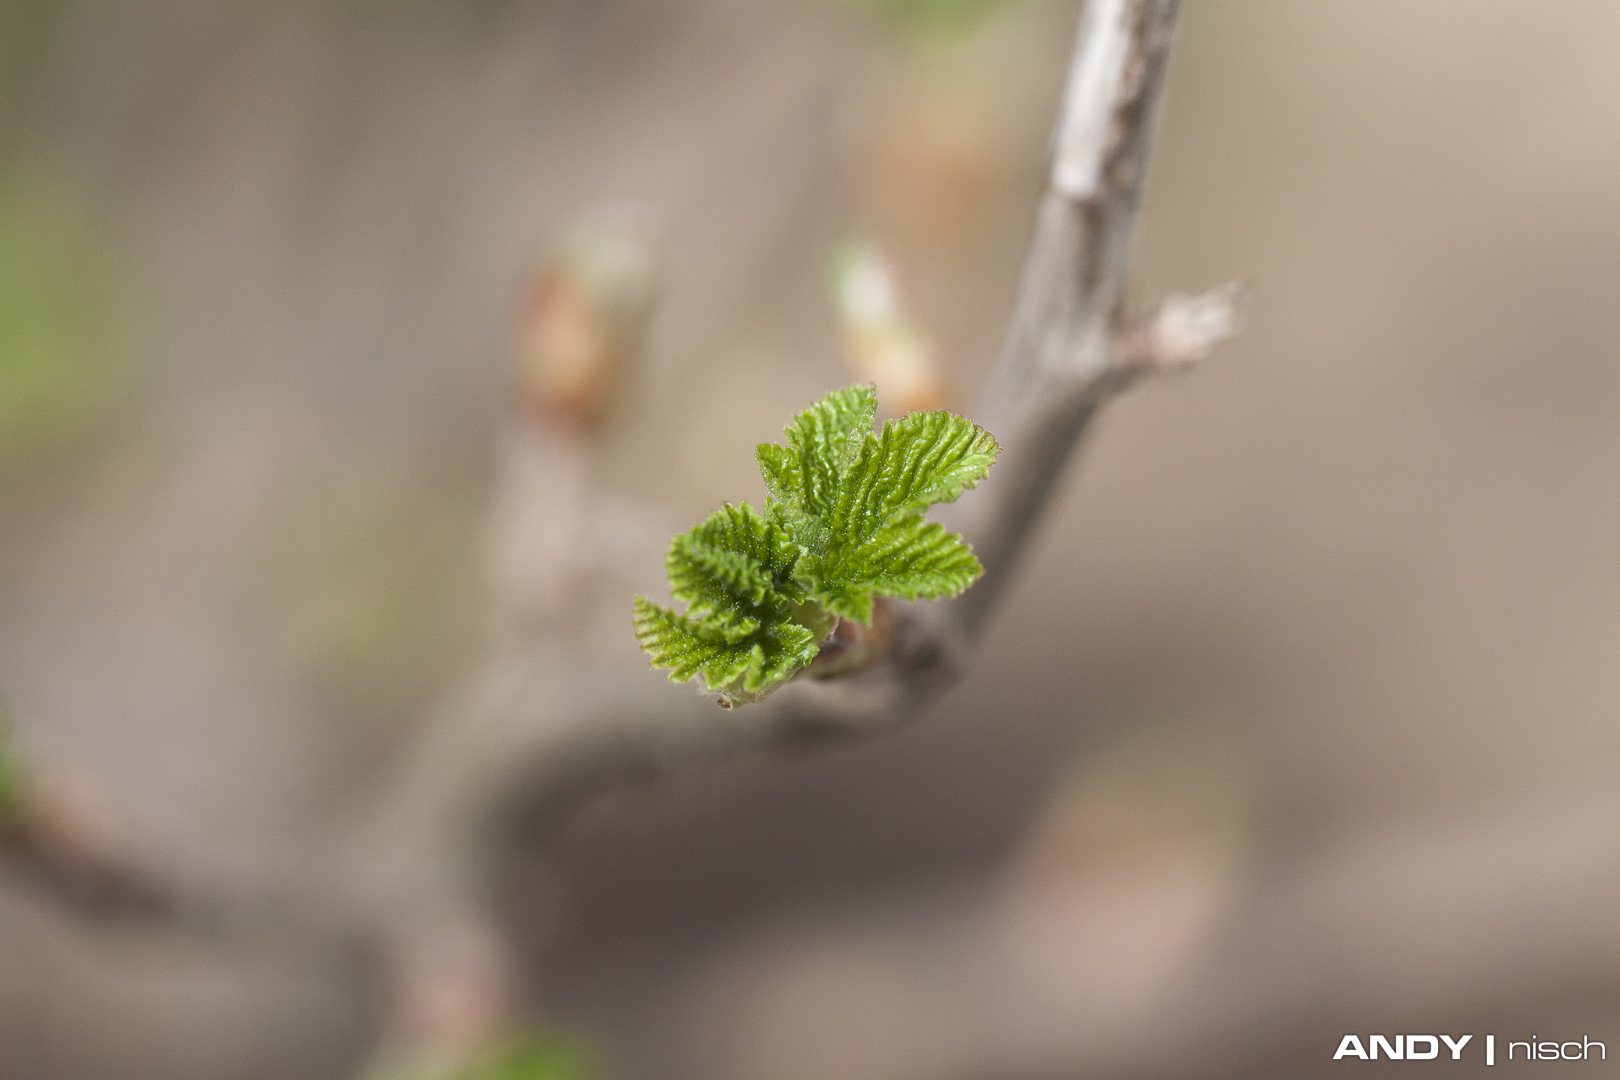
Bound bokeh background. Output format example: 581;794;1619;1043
2;0;1619;1077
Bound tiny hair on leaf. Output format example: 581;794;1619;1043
634;384;997;704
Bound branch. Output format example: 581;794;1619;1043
944;0;1186;634
0;759;235;925
364;0;1219;887
339;46;1245;1065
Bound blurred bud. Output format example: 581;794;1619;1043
848;74;1001;250
14;763;127;867
517;208;659;426
832;239;946;415
1119;283;1248;374
387;916;516;1070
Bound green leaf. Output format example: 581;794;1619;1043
634;502;821;699
847;516;983;616
840;408;1000;518
757;383;876;518
665;501;805;639
774;400;997;623
632;597;818;697
636;385;997;703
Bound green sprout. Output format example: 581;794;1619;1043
634;384;997;705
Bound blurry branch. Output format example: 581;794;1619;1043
384;0;1224;838
353;14;1229;1074
357;210;671;1076
0;710;167;919
487;208;672;629
0;751;226;924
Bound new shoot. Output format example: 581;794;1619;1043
634;384;997;706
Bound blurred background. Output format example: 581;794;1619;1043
2;0;1620;1077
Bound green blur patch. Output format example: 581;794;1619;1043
0;171;123;459
846;0;1010;46
372;1030;601;1080
458;1032;600;1080
0;705;24;823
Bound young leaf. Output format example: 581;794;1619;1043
780;405;998;623
633;502;822;700
636;384;997;704
757;383;877;520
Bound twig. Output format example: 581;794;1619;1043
0;762;234;925
363;0;1219;900
1117;283;1247;374
334;52;1245;1079
944;0;1186;634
